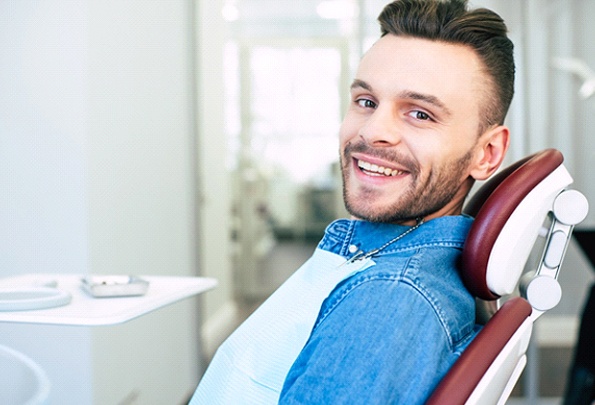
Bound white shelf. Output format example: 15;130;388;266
0;274;217;326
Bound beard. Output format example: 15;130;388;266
341;140;473;223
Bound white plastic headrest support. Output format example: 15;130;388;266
486;164;573;296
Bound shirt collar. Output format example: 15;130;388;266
324;215;473;258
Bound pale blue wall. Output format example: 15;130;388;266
0;1;202;403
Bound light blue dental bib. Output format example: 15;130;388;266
190;248;374;404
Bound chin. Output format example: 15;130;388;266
345;200;391;223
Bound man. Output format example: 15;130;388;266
190;0;514;403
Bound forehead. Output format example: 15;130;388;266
356;35;488;117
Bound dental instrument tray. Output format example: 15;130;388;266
81;275;149;298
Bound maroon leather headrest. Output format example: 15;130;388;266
461;149;564;300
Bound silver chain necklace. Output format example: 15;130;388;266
342;217;425;265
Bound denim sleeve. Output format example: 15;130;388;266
279;277;458;405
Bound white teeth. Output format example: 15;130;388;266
357;159;403;177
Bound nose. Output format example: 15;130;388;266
359;106;402;147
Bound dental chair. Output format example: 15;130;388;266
427;149;589;405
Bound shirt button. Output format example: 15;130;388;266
348;244;358;253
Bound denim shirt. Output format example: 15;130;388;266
190;215;476;405
280;216;477;404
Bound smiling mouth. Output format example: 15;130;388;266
357;159;405;177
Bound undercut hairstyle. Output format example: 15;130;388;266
378;0;515;134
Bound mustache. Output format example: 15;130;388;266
342;140;420;176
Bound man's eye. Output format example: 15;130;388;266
412;110;431;121
356;99;377;109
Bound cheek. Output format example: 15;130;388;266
409;134;475;170
339;112;363;143
338;126;350;146
405;139;439;171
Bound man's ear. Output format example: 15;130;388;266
470;125;510;181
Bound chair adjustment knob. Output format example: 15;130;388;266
522;275;562;311
553;190;589;225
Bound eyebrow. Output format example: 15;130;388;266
351;79;373;92
350;79;453;117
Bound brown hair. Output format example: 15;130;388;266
378;0;515;133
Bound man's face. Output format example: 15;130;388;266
340;35;490;224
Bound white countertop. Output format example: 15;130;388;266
0;274;217;326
